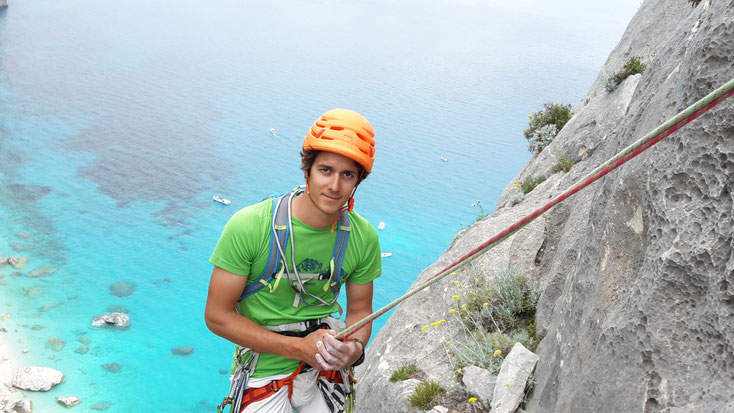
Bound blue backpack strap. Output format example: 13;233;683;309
329;212;351;297
240;194;290;300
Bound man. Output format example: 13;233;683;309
205;109;382;413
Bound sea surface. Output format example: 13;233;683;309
0;0;639;411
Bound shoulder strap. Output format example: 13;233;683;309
240;194;290;300
329;212;351;296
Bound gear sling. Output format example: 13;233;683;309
217;188;356;413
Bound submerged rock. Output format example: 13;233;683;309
24;287;44;298
101;362;122;373
46;337;66;351
91;312;130;329
7;256;27;269
75;345;90;354
90;401;112;411
171;346;194;356
12;366;64;391
57;395;82;407
41;301;64;312
106;305;129;314
108;281;135;297
28;266;55;277
77;336;91;345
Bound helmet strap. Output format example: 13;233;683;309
330;172;363;233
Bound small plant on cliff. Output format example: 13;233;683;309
688;0;701;6
389;364;418;382
519;175;547;194
605;56;647;92
552;154;574;173
472;200;487;222
524;102;573;155
408;380;445;410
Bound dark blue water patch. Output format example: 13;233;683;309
6;184;52;202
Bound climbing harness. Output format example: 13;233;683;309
240;188;351;310
217;318;357;413
218;188;357;413
336;76;734;341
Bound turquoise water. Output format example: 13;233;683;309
0;0;639;411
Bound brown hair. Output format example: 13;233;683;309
300;149;369;183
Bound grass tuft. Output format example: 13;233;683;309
408;380;445;410
389;364;418;383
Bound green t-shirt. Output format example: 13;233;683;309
209;195;382;377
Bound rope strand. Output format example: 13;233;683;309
336;76;734;341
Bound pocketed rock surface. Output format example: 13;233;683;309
357;0;734;411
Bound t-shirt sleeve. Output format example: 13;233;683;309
347;220;382;285
209;203;269;276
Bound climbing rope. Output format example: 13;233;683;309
336;76;734;341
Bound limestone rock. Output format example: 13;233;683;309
462;365;496;404
6;257;27;269
57;395;82;407
12;366;64;391
171;346;194;356
108;281;135;297
491;343;538;413
91;312;130;329
0;387;31;413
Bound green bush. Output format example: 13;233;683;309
519;175;546;194
524;103;573;155
552;155;573;173
605;56;647;92
408;380;445;410
389;364;418;383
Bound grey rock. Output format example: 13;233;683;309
171;346;194;356
12;366;64;391
57;395;82;407
75;345;89;354
91;312;130;329
491;343;538;413
108;281;135;297
431;406;448;413
462;365;496;404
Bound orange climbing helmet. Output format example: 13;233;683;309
303;108;376;173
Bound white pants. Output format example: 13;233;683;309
242;369;342;413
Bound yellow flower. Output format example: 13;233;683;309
493;349;502;357
422;325;429;332
446;340;452;344
458;289;463;292
528;114;533;118
483;302;489;307
453;280;460;285
450;272;457;275
504;383;510;387
449;309;457;313
468;397;477;403
457;368;462;374
452;295;460;299
480;263;484;266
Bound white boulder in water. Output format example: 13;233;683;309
91;312;131;329
12;366;64;391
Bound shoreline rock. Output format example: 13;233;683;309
12;366;64;391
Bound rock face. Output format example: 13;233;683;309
12;366;64;391
358;0;734;412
